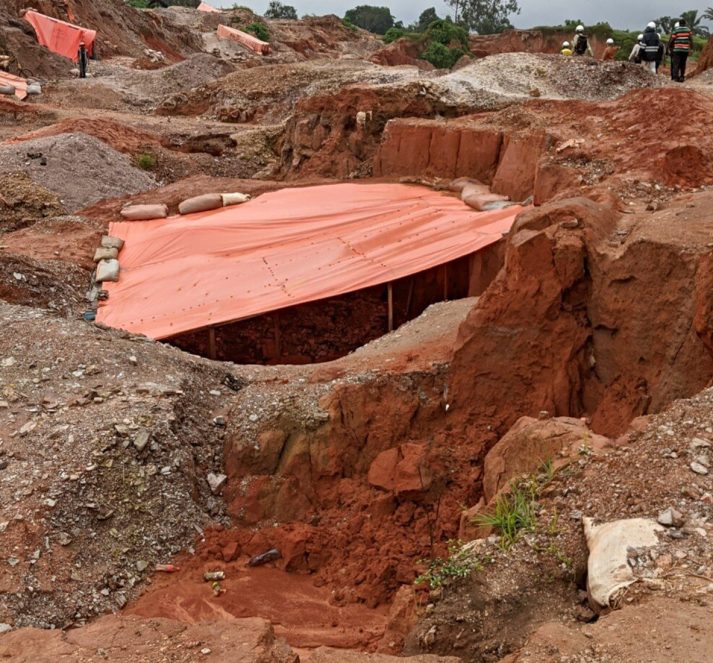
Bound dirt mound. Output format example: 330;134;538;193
0;133;156;212
445;53;658;101
370;39;434;70
0;173;66;233
469;28;608;59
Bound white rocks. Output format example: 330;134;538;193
136;560;148;572
206;472;227;495
657;508;684;528
133;428;151;452
690;462;709;476
57;532;72;546
0;624;11;634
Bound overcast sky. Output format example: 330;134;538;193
214;1;713;30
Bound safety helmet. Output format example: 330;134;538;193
562;41;570;48
647;22;656;29
637;34;644;40
675;22;680;28
576;25;584;33
606;38;614;45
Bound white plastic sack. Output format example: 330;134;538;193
221;192;251;207
0;85;16;96
120;204;168;221
178;193;223;215
93;247;118;262
96;259;120;282
26;83;42;95
583;516;662;610
101;235;124;250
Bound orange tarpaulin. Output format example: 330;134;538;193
197;1;220;12
97;183;524;340
0;72;28;100
217;24;271;55
23;10;96;62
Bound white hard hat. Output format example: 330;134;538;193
638;34;644;40
675;22;680;28
606;38;614;45
576;25;584;32
563;41;570;47
647;22;656;29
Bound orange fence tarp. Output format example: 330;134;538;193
97;183;524;340
216;24;270;55
0;72;28;100
23;10;96;62
197;1;220;12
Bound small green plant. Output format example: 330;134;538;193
342;17;357;31
539;457;555;482
135;152;157;170
246;21;270;41
475;481;537;549
415;540;483;590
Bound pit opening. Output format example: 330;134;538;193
168;242;504;364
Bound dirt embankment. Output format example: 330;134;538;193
469;28;609;59
694;36;713;76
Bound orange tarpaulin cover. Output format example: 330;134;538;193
97;183;524;340
197;1;220;12
217;24;271;55
23;10;96;62
0;71;28;100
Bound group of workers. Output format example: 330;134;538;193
560;19;693;82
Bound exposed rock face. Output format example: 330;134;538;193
694;36;713;76
449;192;713;438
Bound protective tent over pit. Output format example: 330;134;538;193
0;72;28;100
23;10;96;62
97;183;523;340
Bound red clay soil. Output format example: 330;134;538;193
127;548;389;652
469;29;608;59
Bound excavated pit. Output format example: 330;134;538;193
168;249;502;365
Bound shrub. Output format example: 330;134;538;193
383;27;405;43
245;22;270;42
415;540;484;589
421;41;464;69
427;19;469;49
474;481;537;548
342;17;357;31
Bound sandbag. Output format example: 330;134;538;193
221;192;251;207
449;177;489;193
461;190;510;212
101;235;124;250
93;247;118;262
96;259;120;282
178;193;223;215
120;204;168;221
583;516;662;611
0;85;16;96
26;83;42;95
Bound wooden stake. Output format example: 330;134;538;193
208;327;217;360
387;282;394;332
405;277;414;318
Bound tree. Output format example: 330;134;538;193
681;10;710;37
343;5;394;34
264;1;298;19
705;7;713;21
448;0;520;35
416;7;440;32
654;16;676;34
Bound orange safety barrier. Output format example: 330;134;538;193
97;183;524;340
216;24;271;55
197;1;220;12
0;72;28;100
23;10;96;62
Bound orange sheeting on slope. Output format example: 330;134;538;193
197;1;220;12
216;24;271;55
23;10;96;62
0;72;28;100
97;183;524;340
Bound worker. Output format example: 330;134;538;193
670;18;693;82
78;41;88;78
602;38;619;61
640;22;660;74
561;41;573;56
628;34;644;63
572;25;594;57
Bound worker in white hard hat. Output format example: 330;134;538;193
572;24;594;57
561;41;573;56
602;37;619;61
640;21;661;74
629;34;645;63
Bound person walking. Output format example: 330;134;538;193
602;38;618;61
640;22;660;74
670;18;693;82
561;41;573;56
572;25;594;57
628;34;644;63
78;41;88;79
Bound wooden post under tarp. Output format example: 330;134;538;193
208;327;217;360
387;282;394;332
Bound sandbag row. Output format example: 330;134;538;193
120;192;251;221
449;177;513;212
94;235;124;284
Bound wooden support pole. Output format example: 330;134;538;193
208;327;217;360
405;277;414;319
387;282;394;332
273;312;281;359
